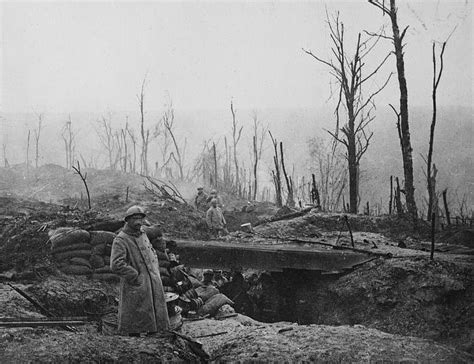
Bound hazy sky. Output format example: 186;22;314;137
0;0;472;113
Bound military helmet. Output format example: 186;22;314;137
124;205;146;221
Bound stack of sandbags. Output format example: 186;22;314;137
50;228;92;276
49;228;119;282
89;231;119;282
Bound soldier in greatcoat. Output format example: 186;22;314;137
111;205;170;335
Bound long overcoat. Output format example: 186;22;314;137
111;226;170;335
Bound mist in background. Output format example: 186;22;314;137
0;1;472;212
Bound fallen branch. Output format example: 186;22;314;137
254;207;313;227
143;176;188;205
194;331;228;338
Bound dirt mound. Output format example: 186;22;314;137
0;197;112;273
182;317;473;362
284;255;474;353
0;327;200;362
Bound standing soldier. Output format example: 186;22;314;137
206;198;228;237
111;205;169;336
194;187;208;212
206;189;224;209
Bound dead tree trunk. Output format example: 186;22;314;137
395;176;403;216
26;130;31;173
442;189;451;226
137;77;150;175
369;0;418;224
251;113;267;201
303;12;391;214
389;176;393;215
62;116;75;170
2;143;8;168
97;115;115;170
280;142;295;207
269;131;282;207
33;113;43;168
213;142;218;189
121;128;128;173
230;100;243;191
427;41;447;218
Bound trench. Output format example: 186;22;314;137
218;268;344;325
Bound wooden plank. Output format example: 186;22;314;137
174;239;373;272
0;320;89;328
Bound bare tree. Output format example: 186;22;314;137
33;112;43;168
280;141;295;207
303;12;391;214
368;0;418;223
121;126;129;173
426;41;447;219
307;137;347;211
137;76;151;175
97;114;116;169
2;141;8;167
126;120;137;173
230;100;243;192
251;112;267;201
26;130;31;172
269;131;283;207
162;97;186;180
62;115;75;170
72;161;91;210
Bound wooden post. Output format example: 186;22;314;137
430;212;436;260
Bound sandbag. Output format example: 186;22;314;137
94;266;113;274
197;293;233;317
89;231;116;246
91;243;106;256
69;257;92;268
60;265;92;276
195;285;220;302
54;249;91;262
159;267;170;277
48;227;73;238
51;243;92;255
89;255;105;269
50;229;90;250
92;272;120;282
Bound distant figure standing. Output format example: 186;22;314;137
206;189;224;209
206;198;228;237
111;205;169;336
194;187;209;212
